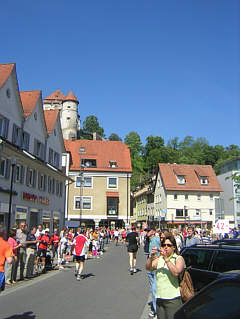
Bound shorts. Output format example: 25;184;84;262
0;272;5;292
128;245;138;253
37;248;47;258
75;255;85;262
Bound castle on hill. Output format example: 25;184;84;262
43;89;80;140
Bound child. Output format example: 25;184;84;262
92;239;98;258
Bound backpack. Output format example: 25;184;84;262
178;268;194;302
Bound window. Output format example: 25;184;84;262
107;197;118;216
22;132;30;151
79;147;85;153
177;175;185;184
49;148;53;164
174;194;178;200
26;168;35;187
12;124;22;147
0;158;6;177
0;116;9;139
197;194;201;200
196;209;200;216
200;177;208;185
75;196;92;210
15;165;21;183
59;182;63;197
108;177;117;189
34;139;44;160
209;209;213;215
176;209;184;217
67;117;70;120
38;173;44;190
54;152;60;168
76;176;92;188
185;194;189;200
81;159;97;168
109;161;117;168
210;194;213;200
183;248;213;270
212;251;240;273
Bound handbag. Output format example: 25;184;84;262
178;267;194;302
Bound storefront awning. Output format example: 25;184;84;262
106;192;119;197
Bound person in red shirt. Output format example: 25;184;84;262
0;225;13;292
73;229;89;281
50;229;60;267
36;229;50;273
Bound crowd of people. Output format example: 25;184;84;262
1;221;239;318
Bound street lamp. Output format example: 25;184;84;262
7;158;16;236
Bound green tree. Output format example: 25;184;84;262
108;133;122;141
144;135;164;156
82;115;105;138
124;131;143;157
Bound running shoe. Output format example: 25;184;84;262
76;275;81;281
133;268;137;273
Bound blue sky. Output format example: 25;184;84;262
1;0;239;146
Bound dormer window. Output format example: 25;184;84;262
200;177;208;185
177;175;185;185
109;160;117;168
81;159;97;168
79;147;85;153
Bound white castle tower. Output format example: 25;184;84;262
43;90;80;140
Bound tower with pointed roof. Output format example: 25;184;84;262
43;89;80;140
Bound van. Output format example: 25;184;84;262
181;244;240;291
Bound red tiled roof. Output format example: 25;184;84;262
64;139;132;173
44;110;59;134
0;63;15;89
64;90;79;103
44;90;65;101
20;90;41;117
158;163;222;192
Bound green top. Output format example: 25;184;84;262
155;253;181;299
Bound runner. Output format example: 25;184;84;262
0;225;13;293
73;229;89;281
126;226;140;275
114;228;119;246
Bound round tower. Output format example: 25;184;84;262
61;91;79;140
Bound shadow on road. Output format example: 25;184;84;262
81;273;95;279
4;311;35;319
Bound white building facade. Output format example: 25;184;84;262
154;163;222;229
0;63;67;232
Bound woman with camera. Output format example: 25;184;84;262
146;234;184;319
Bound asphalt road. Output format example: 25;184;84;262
0;242;149;319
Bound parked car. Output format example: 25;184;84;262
212;238;240;246
181;244;240;292
174;273;240;319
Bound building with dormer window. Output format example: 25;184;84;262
154;163;222;229
0;63;68;231
63;139;132;228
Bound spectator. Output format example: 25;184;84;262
201;231;211;244
185;226;200;247
50;229;60;267
147;229;160;318
16;222;27;280
146;234;184;319
0;225;13;293
36;229;50;274
25;227;38;278
6;229;21;284
35;224;44;239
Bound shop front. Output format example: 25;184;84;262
42;211;51;230
0;202;9;229
15;207;28;226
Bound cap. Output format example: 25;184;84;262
45;228;50;232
